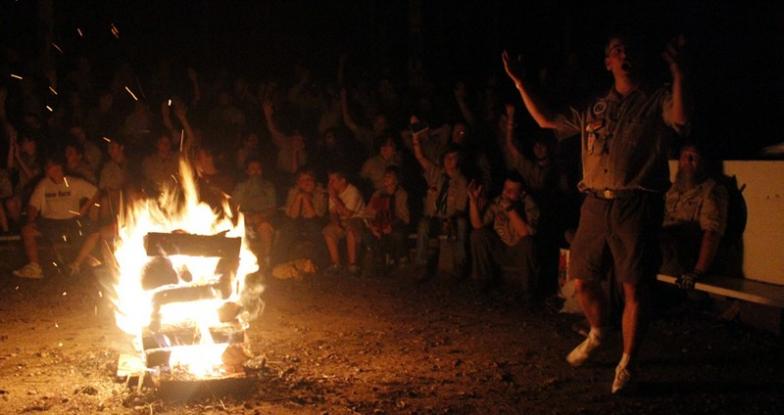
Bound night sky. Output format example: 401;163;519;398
2;0;782;157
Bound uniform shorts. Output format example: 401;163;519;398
569;191;663;284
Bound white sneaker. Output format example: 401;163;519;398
566;333;602;367
13;263;43;279
611;365;632;394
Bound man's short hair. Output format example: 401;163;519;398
327;170;347;181
297;168;316;179
441;143;463;165
64;140;85;155
504;170;525;186
384;165;400;178
44;151;66;168
678;140;705;156
244;157;262;170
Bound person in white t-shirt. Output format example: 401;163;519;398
13;154;99;279
322;170;365;275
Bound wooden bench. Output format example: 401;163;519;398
656;274;784;308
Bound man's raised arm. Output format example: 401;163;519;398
502;51;558;130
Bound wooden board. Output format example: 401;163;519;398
657;274;784;308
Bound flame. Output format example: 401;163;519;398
112;158;258;377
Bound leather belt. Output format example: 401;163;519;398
590;189;638;200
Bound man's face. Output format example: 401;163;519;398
501;180;522;203
157;135;172;154
46;162;64;183
246;161;262;177
443;152;459;171
324;131;336;147
604;37;634;77
380;142;396;160
297;173;316;193
678;146;703;179
108;142;124;161
533;141;549;160
382;172;398;193
328;174;346;192
65;146;81;166
372;115;387;133
21;138;36;155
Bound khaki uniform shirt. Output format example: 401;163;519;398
663;178;728;235
482;194;540;246
553;86;686;193
423;165;467;218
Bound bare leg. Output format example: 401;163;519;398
256;222;274;258
324;234;340;266
346;229;358;265
575;279;606;329
6;197;21;224
21;223;40;264
71;231;102;269
621;281;645;358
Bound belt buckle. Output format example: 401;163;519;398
602;189;614;199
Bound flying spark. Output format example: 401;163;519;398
124;86;138;101
48;85;58;95
110;23;120;39
102;136;112;143
10;74;23;80
77;27;84;38
46;105;53;112
51;42;64;54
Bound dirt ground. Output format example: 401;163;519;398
1;252;783;415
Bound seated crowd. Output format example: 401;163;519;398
0;51;730;303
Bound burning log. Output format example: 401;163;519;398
142;323;246;351
148;283;228;331
144;232;240;258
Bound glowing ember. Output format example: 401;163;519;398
112;158;260;378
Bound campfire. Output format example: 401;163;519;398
111;159;262;387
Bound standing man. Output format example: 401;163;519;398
503;34;689;393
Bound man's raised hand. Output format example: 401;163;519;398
662;35;686;79
502;50;524;83
467;180;483;203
